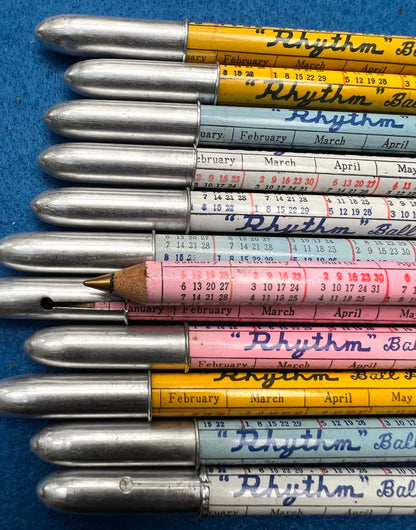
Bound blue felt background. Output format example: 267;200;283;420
2;0;416;528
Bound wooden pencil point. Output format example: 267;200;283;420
85;263;148;302
112;262;148;303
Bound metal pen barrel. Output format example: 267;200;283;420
29;186;416;237
63;58;416;115
34;15;416;75
25;324;188;369
37;142;416;197
23;323;416;371
36;466;416;515
0;276;126;320
31;420;198;467
2;232;416;274
0;373;151;418
30;188;191;231
0;231;156;273
35;15;188;59
43;100;200;145
65;60;219;102
37;468;204;514
42;100;416;154
38;143;196;187
31;416;416;467
2;370;416;418
2;276;416;323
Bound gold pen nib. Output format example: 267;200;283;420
84;273;114;293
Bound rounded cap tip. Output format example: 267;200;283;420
0;375;32;416
29;190;48;219
36;471;73;512
34;16;58;44
29;430;43;458
30;424;72;464
42;101;84;136
34;15;80;54
29;188;75;227
36;146;53;174
0;234;18;269
63;63;79;91
24;327;61;366
42;103;64;134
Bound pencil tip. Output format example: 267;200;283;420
84;273;113;293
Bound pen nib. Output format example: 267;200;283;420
84;273;113;293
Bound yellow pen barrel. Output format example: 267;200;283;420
151;370;416;417
64;59;416;113
188;23;416;74
217;65;416;113
1;371;415;418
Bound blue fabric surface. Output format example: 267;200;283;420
2;0;416;528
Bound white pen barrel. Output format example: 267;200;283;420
37;466;416;515
30;187;416;239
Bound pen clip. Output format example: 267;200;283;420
0;276;127;321
39;297;128;320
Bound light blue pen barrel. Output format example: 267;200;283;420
155;235;416;263
198;416;416;465
43;100;416;155
200;106;416;154
2;233;416;274
31;416;416;467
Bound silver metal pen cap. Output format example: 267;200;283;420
0;276;124;320
65;60;219;103
25;324;188;370
37;143;196;187
31;420;197;467
43;100;200;144
37;468;203;514
35;15;188;60
0;373;151;419
0;231;155;273
30;188;190;231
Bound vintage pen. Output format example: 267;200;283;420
2;232;415;274
38;142;416;197
64;59;416;114
31;416;416;466
85;260;416;307
1;370;416;417
43;100;416;155
1;276;416;324
36;465;416;515
35;14;416;74
24;324;416;371
30;187;416;238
